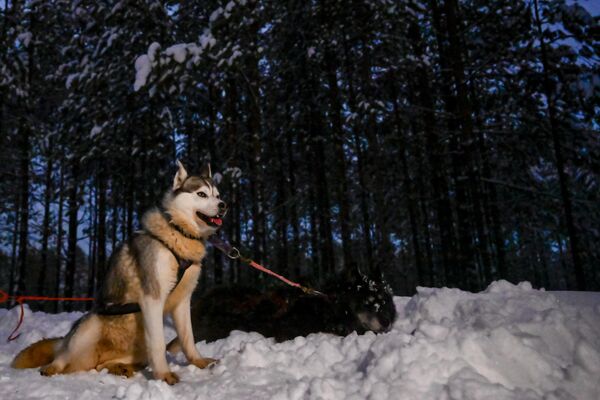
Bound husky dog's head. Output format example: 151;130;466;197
163;161;227;237
328;265;396;334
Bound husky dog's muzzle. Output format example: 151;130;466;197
197;201;227;227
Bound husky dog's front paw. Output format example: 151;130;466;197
191;357;218;369
155;371;180;385
40;364;60;376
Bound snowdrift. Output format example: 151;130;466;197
1;281;599;400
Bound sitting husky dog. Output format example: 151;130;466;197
168;267;396;346
12;161;225;385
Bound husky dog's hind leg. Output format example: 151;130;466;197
38;314;102;375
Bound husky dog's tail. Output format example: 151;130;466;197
12;338;61;369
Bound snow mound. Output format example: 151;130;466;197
0;281;599;400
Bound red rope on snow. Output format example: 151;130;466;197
0;289;95;341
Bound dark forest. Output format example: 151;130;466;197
0;0;598;311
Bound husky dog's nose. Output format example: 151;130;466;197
218;201;227;211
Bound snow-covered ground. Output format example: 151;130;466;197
1;281;599;400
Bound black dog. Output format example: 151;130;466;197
169;268;396;347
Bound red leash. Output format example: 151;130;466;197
0;289;94;341
208;236;326;297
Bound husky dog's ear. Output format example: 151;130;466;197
199;163;212;179
173;160;189;191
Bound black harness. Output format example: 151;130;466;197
95;216;200;316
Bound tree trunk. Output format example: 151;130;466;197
536;232;550;288
407;21;456;287
87;187;97;301
64;157;80;311
96;170;107;288
16;3;37;297
342;42;373;270
245;20;266;270
125;123;135;239
324;49;352;267
555;233;571;289
111;183;119;250
533;0;585;290
488;183;506;279
306;68;335;276
470;83;505;281
37;148;54;294
391;77;424;285
54;168;65;312
311;134;335;276
286;128;301;278
275;139;289;275
9;199;20;300
15;122;30;297
445;0;490;290
358;41;393;273
206;83;223;285
225;78;240;284
308;187;321;280
430;0;480;290
418;175;436;286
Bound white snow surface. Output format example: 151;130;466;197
1;281;599;400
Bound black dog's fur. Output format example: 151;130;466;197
188;268;397;343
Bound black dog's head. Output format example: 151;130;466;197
327;265;397;335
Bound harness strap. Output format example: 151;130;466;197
95;302;141;316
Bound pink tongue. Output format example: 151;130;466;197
210;218;223;226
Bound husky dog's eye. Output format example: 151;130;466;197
215;194;220;199
197;192;207;198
